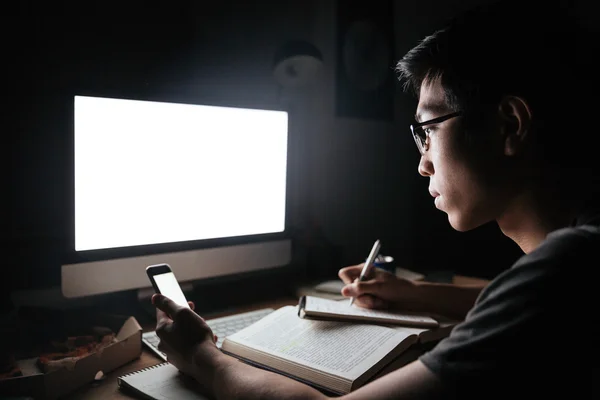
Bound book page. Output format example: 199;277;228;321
224;306;417;381
303;296;438;327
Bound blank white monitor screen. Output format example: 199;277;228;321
73;95;288;252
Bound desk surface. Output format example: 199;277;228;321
61;275;487;399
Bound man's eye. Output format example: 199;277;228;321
424;127;434;135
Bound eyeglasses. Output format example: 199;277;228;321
410;111;463;155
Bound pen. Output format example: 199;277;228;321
349;239;381;306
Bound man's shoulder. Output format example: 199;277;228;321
476;217;600;305
513;219;600;271
549;219;600;241
418;210;600;394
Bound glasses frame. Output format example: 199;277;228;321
410;111;463;155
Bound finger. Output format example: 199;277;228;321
155;314;173;339
153;293;184;319
338;264;363;284
188;301;195;311
353;294;386;309
341;284;355;297
157;339;167;354
157;337;174;355
156;306;171;327
341;279;382;297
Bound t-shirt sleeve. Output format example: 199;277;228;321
419;226;598;395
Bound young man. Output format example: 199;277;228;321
152;0;599;398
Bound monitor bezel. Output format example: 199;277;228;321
63;89;293;266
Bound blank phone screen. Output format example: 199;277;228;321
153;272;190;309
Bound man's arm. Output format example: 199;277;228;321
209;350;330;400
344;360;444;400
339;264;486;320
204;348;444;400
409;280;484;320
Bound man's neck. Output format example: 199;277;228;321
497;191;573;254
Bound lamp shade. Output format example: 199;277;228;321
273;40;323;88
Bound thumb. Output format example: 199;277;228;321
152;293;182;318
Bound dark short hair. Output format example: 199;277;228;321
397;0;593;123
397;0;598;186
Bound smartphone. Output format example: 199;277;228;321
146;263;190;309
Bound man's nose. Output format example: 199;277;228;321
418;155;433;177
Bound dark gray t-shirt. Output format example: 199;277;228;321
420;212;600;398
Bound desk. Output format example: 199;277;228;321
61;275;488;399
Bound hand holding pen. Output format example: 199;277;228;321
348;239;381;306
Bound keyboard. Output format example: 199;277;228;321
142;307;274;361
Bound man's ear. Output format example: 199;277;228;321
498;95;533;156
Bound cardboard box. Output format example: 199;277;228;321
0;313;142;399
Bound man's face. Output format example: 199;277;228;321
415;80;509;231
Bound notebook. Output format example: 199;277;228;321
298;295;440;328
117;362;209;400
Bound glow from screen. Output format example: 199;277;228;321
74;95;288;251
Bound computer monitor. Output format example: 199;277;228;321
60;94;292;298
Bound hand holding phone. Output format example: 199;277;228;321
146;263;190;309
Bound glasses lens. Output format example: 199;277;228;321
411;126;426;154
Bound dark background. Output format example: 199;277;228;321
8;0;594;309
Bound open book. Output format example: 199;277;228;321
298;296;440;328
220;305;446;395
